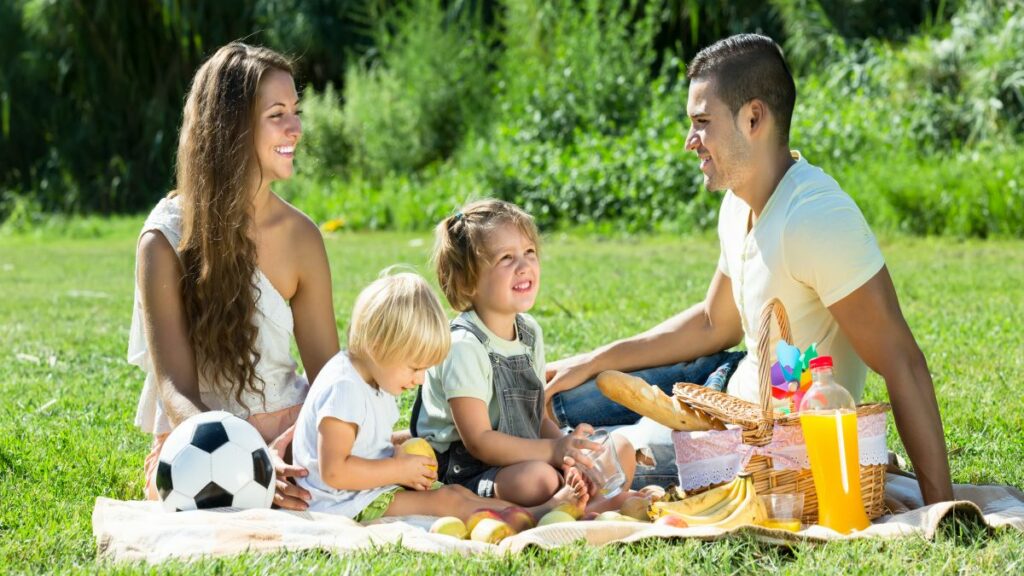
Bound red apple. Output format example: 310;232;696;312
470;518;515;544
466;509;503;534
499;506;536;532
655;514;689;528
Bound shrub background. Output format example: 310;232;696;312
2;0;1022;237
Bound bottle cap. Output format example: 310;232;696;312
808;356;833;370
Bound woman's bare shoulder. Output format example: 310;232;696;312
270;195;321;239
137;229;181;270
266;195;328;268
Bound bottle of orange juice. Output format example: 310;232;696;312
798;356;870;534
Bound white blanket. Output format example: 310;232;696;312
93;474;1024;563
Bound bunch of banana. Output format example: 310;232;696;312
660;484;687;503
648;474;766;529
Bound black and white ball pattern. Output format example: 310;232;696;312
155;410;276;512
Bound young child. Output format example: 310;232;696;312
292;271;585;522
412;200;636;511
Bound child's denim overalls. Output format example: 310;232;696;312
411;314;544;497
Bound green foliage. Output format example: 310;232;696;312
837;147;1024;237
0;1;262;214
498;0;661;143
471;61;717;232
286;0;1024;237
4;0;1024;239
338;0;493;179
0;0;375;218
295;84;350;175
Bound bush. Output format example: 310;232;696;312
295;84;349;175
338;0;492;179
839;147;1024;238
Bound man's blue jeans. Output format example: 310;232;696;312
551;350;746;489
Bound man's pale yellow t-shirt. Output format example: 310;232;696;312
718;152;885;404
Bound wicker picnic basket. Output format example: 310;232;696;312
672;298;890;524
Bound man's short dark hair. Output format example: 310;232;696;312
687;34;796;146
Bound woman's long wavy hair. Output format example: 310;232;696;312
173;43;293;412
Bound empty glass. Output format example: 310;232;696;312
579;429;626;499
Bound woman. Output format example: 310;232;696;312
128;43;338;510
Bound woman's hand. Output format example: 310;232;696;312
394;450;437;491
268;425;311;510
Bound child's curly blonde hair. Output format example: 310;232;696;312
347;270;450;375
432;199;540;312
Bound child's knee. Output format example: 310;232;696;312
519;461;560;490
613;434;637;469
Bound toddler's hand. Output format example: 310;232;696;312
394;450;437;491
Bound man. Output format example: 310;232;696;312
545;34;953;505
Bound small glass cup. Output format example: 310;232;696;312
579;429;626;499
758;493;804;532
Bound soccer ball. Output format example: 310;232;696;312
155;410;276;512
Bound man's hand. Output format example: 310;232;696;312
268;425;311;511
545;354;595;404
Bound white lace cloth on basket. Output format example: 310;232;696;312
672;411;888;491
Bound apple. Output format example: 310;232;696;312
401;437;437;471
595;511;643;522
537;510;576;526
466;509;503;534
499;506;536;532
470;517;515;544
552;501;583;520
429;516;468;539
655;514;689;528
581;511;600;521
638;485;666;502
619;496;652;521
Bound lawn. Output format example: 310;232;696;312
1;226;1022;574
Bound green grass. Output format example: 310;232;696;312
1;227;1022;574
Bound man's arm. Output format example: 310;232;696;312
829;266;954;504
545;269;744;401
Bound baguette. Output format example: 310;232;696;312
595;370;725;431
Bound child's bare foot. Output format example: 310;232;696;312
562;465;588;499
528;469;590;519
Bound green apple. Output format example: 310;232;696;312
429;516;468;539
537;510;576;526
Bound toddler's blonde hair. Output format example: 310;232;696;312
347;270;450;373
432;199;540;311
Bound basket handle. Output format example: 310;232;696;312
756;298;793;421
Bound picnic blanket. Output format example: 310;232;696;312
93;474;1024;563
